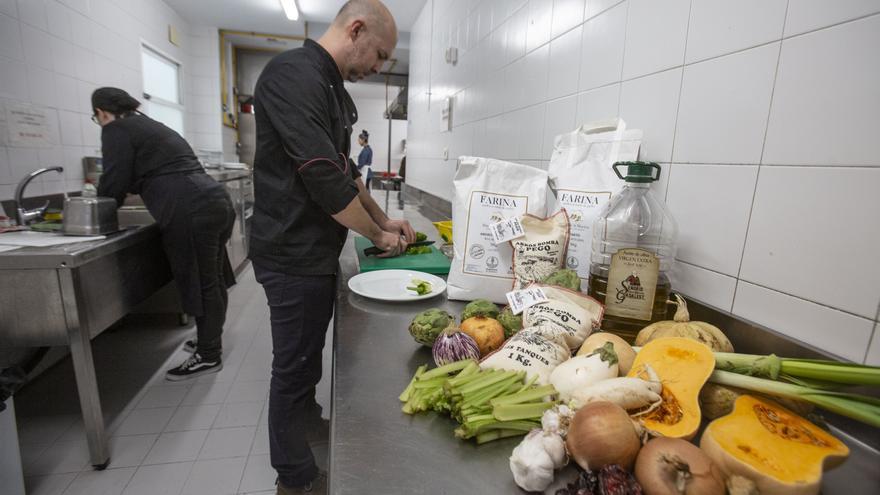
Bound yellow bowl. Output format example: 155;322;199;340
433;220;453;244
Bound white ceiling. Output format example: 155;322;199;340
164;0;427;34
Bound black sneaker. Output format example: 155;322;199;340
183;338;197;353
276;471;327;494
165;352;221;381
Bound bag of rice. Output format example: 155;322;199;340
548;119;642;286
510;210;570;290
479;325;570;385
523;284;604;350
447;157;551;303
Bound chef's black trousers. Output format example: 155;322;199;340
254;262;333;487
190;193;235;361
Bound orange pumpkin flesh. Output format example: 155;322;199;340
700;395;849;495
628;337;714;440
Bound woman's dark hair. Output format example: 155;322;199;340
359;130;369;142
91;87;141;116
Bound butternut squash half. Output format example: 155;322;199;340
700;395;849;495
628;337;714;439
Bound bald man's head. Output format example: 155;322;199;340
320;0;398;82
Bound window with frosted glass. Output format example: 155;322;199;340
141;45;184;135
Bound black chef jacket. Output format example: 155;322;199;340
97;113;235;316
248;39;362;276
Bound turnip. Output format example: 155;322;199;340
569;364;663;413
549;342;619;402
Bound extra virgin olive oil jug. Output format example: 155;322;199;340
587;162;678;343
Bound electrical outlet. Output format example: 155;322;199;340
443;147;449;160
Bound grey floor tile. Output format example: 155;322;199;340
233;363;270;382
16;415;79;445
62;467;136;495
224;380;269;404
212;401;264;429
114;407;175;436
24;473;77;495
19;442;51;470
181;382;233;406
143;430;209;465
122;462;193;495
237;455;275;494
136;385;191;409
180;457;247;495
164;404;222;432
198;426;256;460
107;434;158;468
24;440;90;476
249;427;269;456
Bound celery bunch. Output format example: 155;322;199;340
399;360;558;444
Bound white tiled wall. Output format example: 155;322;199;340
406;0;880;362
0;0;221;199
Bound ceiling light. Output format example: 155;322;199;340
279;0;299;21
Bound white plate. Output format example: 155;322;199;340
347;270;446;302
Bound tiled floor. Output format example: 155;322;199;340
14;265;333;495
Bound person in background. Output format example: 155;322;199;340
356;129;373;189
248;1;413;493
91;87;236;381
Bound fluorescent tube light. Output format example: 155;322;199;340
280;0;299;21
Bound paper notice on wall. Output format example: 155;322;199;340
6;104;55;147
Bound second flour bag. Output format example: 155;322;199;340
447;157;552;303
548;118;642;286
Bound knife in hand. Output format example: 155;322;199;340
363;240;435;257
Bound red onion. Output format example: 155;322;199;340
432;327;480;366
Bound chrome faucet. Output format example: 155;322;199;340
15;166;64;226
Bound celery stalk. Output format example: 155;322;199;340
418;359;476;381
493;401;556;421
399;364;427;402
712;352;880;386
457;370;517;395
490;384;556;407
475;429;525;444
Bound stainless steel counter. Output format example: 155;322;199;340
329;189;880;494
0;224;174;469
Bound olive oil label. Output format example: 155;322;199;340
463;191;528;278
604;248;659;321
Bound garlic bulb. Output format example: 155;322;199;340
510;428;567;492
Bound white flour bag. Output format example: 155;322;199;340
548;119;642;285
523;284;605;350
480;325;570;385
447;157;551;303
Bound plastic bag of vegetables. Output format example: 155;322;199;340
408;308;454;347
480;325;570;385
540;268;581;291
523;284;604;350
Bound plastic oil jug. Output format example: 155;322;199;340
587;162;678;343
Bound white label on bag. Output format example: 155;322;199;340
463;191;528;278
557;189;612;280
489;216;525;244
506;287;550;315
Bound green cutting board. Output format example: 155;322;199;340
354;236;451;274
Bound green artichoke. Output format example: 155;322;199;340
408;308;454;347
497;306;523;339
461;299;500;321
540;268;581;291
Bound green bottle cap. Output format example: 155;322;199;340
612;161;661;183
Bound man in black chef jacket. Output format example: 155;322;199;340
248;1;413;493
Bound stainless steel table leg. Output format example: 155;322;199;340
58;269;110;469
